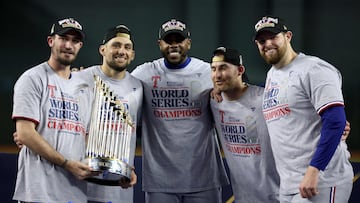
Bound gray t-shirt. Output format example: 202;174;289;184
262;53;354;195
132;57;229;193
211;85;279;202
12;62;93;202
76;65;143;203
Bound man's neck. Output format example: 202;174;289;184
164;57;191;69
224;81;248;101
47;59;71;79
274;48;298;69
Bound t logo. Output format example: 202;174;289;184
152;75;161;88
48;84;57;98
219;110;225;123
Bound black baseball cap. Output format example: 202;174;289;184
158;19;190;40
102;25;132;45
50;18;85;40
254;16;288;40
211;47;249;82
211;47;243;66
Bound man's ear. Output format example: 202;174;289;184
47;36;54;47
99;44;105;56
130;50;135;61
285;31;293;41
238;65;245;75
186;38;191;49
158;40;162;50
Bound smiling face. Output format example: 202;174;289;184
158;33;191;65
48;31;83;66
211;60;244;93
255;31;291;65
100;36;135;72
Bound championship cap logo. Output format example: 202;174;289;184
253;16;288;40
158;19;190;40
50;17;85;40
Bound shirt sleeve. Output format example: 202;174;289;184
310;105;346;170
12;73;42;123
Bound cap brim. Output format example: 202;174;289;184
161;30;187;40
254;28;282;40
56;28;85;40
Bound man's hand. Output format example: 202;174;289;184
13;132;23;149
119;168;137;189
71;66;84;72
63;159;100;180
210;87;223;103
299;166;320;198
342;120;350;141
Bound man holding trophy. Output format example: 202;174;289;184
76;25;143;203
11;18;97;203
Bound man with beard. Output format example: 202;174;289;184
12;18;97;202
254;15;354;202
75;25;142;203
131;19;229;203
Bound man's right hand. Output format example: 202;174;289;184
62;159;100;180
210;87;223;103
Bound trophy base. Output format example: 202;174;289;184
84;157;131;186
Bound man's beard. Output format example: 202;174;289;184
262;52;281;65
261;45;286;65
55;49;76;66
58;57;73;66
108;61;127;72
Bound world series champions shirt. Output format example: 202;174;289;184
211;84;279;202
262;53;354;195
12;62;93;202
132;57;229;193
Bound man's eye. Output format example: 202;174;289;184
256;39;266;45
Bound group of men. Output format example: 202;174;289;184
12;15;353;203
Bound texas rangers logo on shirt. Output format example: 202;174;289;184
47;84;86;135
262;79;291;121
